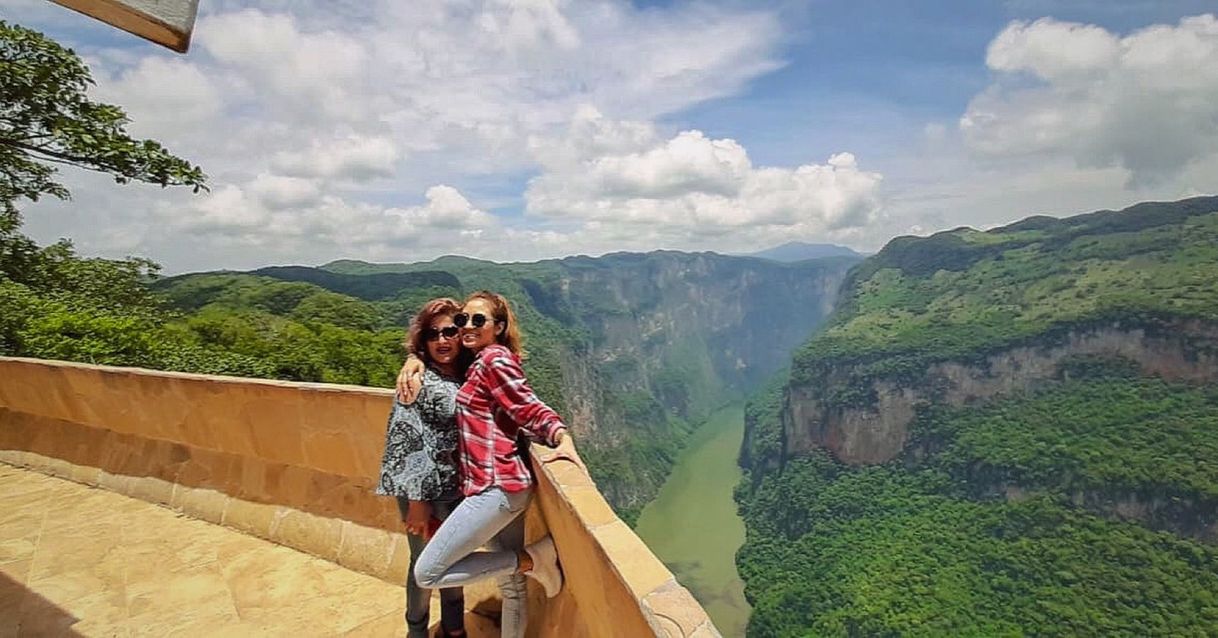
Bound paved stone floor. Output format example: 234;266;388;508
0;464;494;637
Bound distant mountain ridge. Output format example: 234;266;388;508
745;241;862;262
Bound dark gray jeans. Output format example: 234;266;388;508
397;495;465;638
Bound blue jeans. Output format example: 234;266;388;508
398;496;465;638
414;487;532;638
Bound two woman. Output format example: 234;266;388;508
379;291;578;638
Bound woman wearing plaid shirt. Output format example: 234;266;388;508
410;291;578;638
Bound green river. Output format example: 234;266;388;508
635;404;751;637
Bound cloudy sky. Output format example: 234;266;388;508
5;0;1217;273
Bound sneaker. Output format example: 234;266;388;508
524;536;564;598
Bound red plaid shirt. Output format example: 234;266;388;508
455;344;566;495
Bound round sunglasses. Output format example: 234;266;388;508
453;312;500;329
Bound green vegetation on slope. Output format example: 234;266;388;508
738;197;1218;636
923;370;1218;505
793;197;1218;388
738;372;1218;636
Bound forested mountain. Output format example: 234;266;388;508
736;196;1218;636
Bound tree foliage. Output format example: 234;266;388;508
0;20;206;227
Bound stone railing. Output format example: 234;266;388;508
0;357;718;637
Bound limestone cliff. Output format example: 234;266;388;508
518;252;855;516
763;196;1218;540
784;318;1218;466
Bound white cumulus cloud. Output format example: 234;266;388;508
525;111;883;242
272;136;400;182
961;13;1218;186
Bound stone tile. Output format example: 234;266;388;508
689;620;724;637
123;527;220;585
220;544;329;615
68;462;102;486
558;486;619;528
0;481;67;512
385;532;414;584
591;520;674;600
0;534;38;566
221;497;279;538
15;590;81;636
125;567;238;620
28;524;127;583
55;587;130;628
96;470;135;496
309;569;403;634
128;475;175;508
26;564;124;607
642;580;715;637
124;604;243;638
341;610;404;637
0;558;30;586
270;508;343;561
336;521;395;578
540;461;595;489
0;571;29;637
172;485;231;525
301;429;362;477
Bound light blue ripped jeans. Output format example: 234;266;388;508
414;486;532;638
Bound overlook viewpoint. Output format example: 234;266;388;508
0;356;719;636
5;1;1218;636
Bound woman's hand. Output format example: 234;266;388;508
536;429;587;473
404;500;433;537
395;356;427;404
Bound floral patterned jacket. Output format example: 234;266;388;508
375;368;461;501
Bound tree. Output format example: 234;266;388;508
0;20;207;231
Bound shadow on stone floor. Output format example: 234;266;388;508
1;572;85;638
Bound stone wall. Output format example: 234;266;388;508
0;357;718;637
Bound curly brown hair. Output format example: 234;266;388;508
405;297;470;372
465;290;526;358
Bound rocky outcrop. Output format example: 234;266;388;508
780;318;1218;541
1000;485;1218;543
784;319;1218;466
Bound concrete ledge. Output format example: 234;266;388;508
0;356;721;636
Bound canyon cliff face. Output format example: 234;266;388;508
524;252;855;516
550;252;849;426
784;319;1218;466
735;198;1218;635
780;320;1218;541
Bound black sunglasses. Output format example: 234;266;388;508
453;312;498;329
422;326;460;341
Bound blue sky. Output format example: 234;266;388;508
678;0;1218;163
6;0;1217;272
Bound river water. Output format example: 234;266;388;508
634;404;751;637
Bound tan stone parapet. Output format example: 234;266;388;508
0;356;722;636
